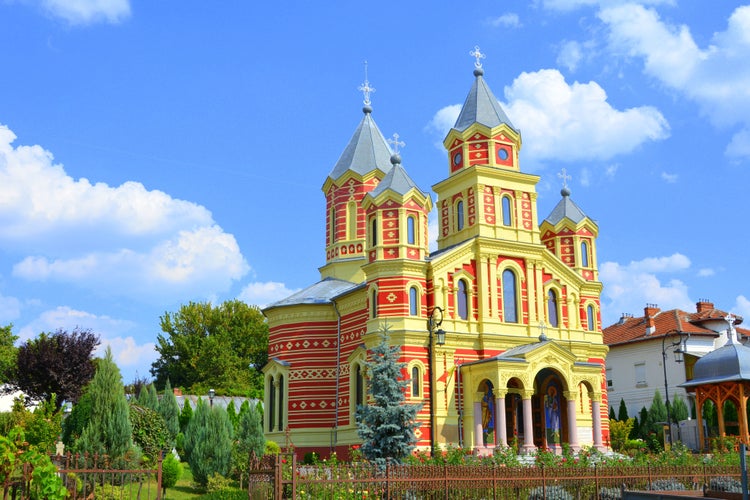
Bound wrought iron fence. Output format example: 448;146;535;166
250;453;742;499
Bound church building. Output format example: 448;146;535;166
262;49;610;459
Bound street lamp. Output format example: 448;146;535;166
662;330;689;446
208;388;215;408
428;306;446;457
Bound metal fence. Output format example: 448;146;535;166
249;453;743;499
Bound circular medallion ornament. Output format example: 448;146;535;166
498;148;509;161
453;152;462;166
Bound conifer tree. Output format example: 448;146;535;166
609;406;616;421
138;383;159;411
618;399;629;421
76;347;135;459
187;405;234;487
227;400;239;431
671;395;689;423
179;398;193;433
158;379;180;443
236;404;265;458
356;326;421;469
183;398;207;463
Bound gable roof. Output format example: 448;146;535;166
263;277;360;310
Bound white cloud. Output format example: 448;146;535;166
238;282;300;308
735;295;750;319
542;0;674;11
40;0;131;25
697;268;715;277
426;70;668;164
557;41;583;72
605;163;619;178
598;4;750;156
0;292;21;323
599;253;693;325
660;172;678;183
504;69;669;162
0;124;249;301
726;128;750;159
489;13;521;28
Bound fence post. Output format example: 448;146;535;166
444;463;449;500
542;464;546;500
493;464;497;500
647;464;652;490
386;462;390;499
155;452;163;500
291;453;297;500
274;454;282;500
594;463;599;500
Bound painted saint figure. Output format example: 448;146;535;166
544;384;561;445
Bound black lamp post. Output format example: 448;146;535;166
662;330;689;446
208;388;215;408
428;306;446;457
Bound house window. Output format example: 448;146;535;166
409;286;418;316
502;269;518;323
347;201;357;240
587;304;595;331
355;364;365;407
502;196;512;227
635;362;647;387
268;375;275;431
547;289;559;328
456;201;464;231
581;241;589;267
277;375;284;431
371;289;378;318
407;216;416;245
606;368;613;388
411;366;420;398
457;279;468;320
370;217;378;246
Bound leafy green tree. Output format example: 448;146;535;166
356;326;421;469
130;404;171;463
161;453;183;497
62;390;92;447
186;404;234;487
158;378;180;444
15;395;63;453
179;398;193;433
76;347;136;460
150;300;268;397
138;383;159;410
11;327;99;408
0;324;18;384
609;418;635;452
618;399;629;422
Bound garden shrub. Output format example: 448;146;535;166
599;486;622;499
161;453;183;495
709;476;742;493
528;485;573;500
649;478;685;490
265;440;281;455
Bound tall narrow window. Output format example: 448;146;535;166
502;269;518;323
355;364;365;407
587;304;595;331
407;216;416;245
268;376;275;431
371;289;378;318
330;207;337;244
548;290;559;327
371;217;378;246
409;286;418;316
277;375;284;431
457;201;464;231
502;196;512;227
347;202;357;240
457;279;468;320
581;241;589;267
411;366;420;397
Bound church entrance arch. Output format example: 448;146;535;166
478;379;496;445
534;369;567;450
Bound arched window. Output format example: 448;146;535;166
370;216;378;246
347;202;357;240
411;366;420;397
409;286;418;316
268;375;275;431
587;304;595;331
457;201;464;231
581;241;589;267
502;196;512;227
548;289;559;328
407;215;416;245
355;364;365;407
502;269;518;323
330;207;337;244
277;375;284;431
457;279;468;320
371;289;378;318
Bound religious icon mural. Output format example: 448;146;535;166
544;382;561;446
481;380;495;444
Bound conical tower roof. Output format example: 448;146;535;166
369;154;426;198
544;187;590;225
327;108;393;181
453;67;517;133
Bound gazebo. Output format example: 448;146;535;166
681;315;750;451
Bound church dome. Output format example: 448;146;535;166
683;342;750;386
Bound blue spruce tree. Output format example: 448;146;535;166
356;325;421;469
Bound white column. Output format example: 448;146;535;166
521;392;536;453
565;391;579;452
496;392;508;447
592;397;604;450
473;400;484;448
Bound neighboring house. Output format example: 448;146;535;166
603;301;748;421
262;53;610;460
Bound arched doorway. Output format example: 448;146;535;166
535;369;567;450
479;379;496;445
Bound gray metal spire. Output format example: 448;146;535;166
453;46;517;133
544;177;589;226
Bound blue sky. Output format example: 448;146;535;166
1;0;748;383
